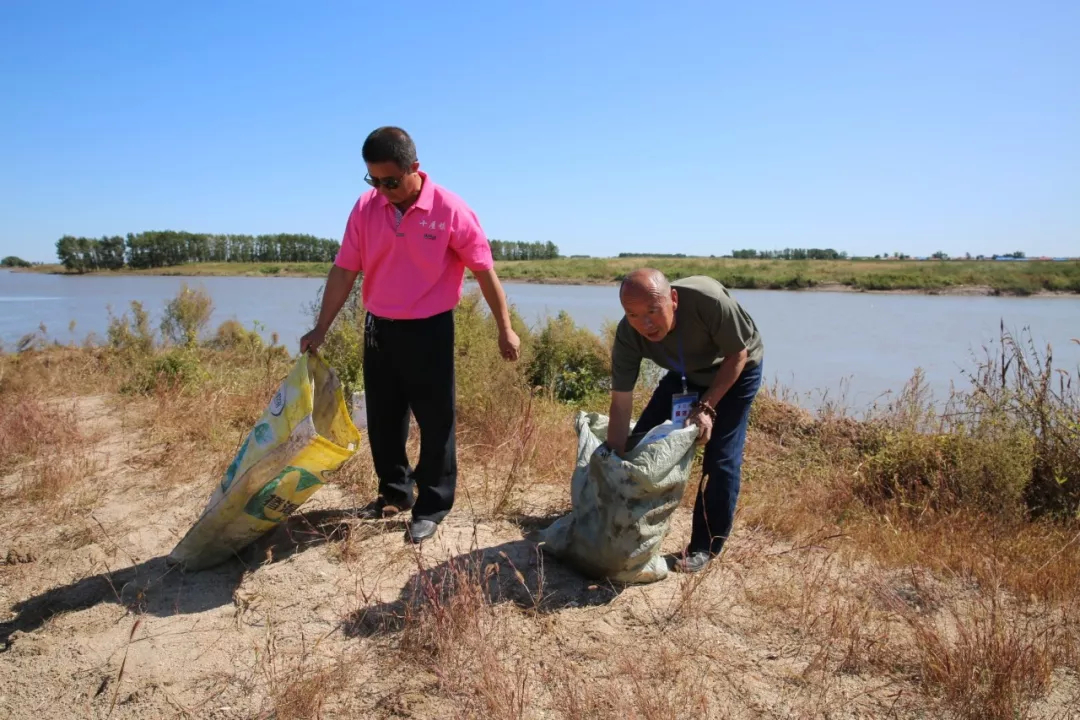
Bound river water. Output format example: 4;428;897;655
1;270;1077;412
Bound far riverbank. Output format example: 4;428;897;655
14;257;1080;297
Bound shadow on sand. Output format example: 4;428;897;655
344;514;627;639
0;508;363;651
3;509;633;651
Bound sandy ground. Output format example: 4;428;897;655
1;396;1077;719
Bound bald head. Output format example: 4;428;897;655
619;268;678;342
619;268;671;301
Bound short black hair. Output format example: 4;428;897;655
362;126;417;170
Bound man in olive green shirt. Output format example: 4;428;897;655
608;269;764;573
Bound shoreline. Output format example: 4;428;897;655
478;277;1078;298
11;265;1078;298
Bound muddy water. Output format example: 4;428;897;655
2;270;1077;410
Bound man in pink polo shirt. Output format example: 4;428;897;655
300;126;520;543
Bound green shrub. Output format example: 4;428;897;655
453;289;532;418
106;301;155;355
124;349;209;394
161;284;213;347
965;330;1080;518
527;311;610;403
854;329;1080;520
208;319;264;352
858;425;1034;517
313;279;365;396
321;316;364;395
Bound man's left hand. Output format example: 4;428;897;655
687;406;714;445
499;328;521;361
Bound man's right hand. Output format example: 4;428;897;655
299;326;328;354
301;265;359;355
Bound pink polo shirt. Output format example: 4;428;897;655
333;171;494;320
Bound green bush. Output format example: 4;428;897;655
321;316;364;396
208;319;264;352
452;290;532;414
161;284;213;347
314;279;365;396
124;349;209;394
1;256;31;268
527;311;610;403
106;301;155;355
858;425;1034;517
854;329;1080;520
965;331;1080;518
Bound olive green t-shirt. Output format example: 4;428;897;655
611;276;764;393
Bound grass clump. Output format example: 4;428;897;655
855;328;1080;521
968;330;1080;519
123;349;209;395
160;282;213;347
208;319;265;353
857;418;1035;517
106;300;155;355
903;591;1076;720
394;558;532;719
0;390;80;473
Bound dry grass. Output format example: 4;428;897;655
904;597;1073;720
255;627;351;720
735;330;1080;719
392;554;534;719
20;452;104;508
2;287;1078;719
0;391;82;472
543;644;716;720
0;386;105;517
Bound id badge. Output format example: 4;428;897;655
672;392;699;427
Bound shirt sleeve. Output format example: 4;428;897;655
449;207;494;272
706;293;754;358
611;319;644;393
333;198;364;272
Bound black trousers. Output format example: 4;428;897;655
362;309;456;523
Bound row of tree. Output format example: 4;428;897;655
488;240;560;261
55;232;342;272
873;251;1029;261
53;232;562;272
617;253;688;258
731;248;849;260
1;256;32;268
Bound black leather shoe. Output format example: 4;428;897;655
405;519;438;544
355;498;410;520
674;551;712;574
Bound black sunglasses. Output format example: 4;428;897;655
364;172;408;190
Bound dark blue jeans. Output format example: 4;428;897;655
632;361;762;556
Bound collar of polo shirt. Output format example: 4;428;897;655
374;170;436;214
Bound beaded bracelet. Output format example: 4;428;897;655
691;401;717;420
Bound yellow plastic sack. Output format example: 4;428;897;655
167;353;361;571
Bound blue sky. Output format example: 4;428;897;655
1;0;1077;262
